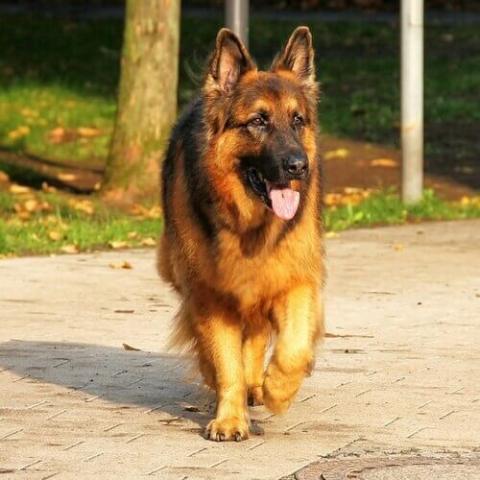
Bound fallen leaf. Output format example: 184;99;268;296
183;406;200;412
325;231;339;239
77;126;102;138
42;182;57;193
20;108;39;118
393;243;404;251
60;244;79;254
108;240;128;249
48;127;67;144
129;204;161;219
48;231;62;241
370;158;398;168
9;184;30;194
57;173;76;182
7;125;30;140
0;171;10;184
109;261;133;270
324;193;343;206
122;343;140;351
23;199;38;212
127;231;138;239
69;199;94;215
324;148;349;160
141;237;156;247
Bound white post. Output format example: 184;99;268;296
401;0;424;203
225;0;249;48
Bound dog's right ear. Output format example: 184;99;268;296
206;29;256;94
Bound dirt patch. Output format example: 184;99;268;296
321;135;477;201
0;135;477;200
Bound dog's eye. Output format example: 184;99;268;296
292;113;305;127
248;116;267;128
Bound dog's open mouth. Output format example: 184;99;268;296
247;168;300;221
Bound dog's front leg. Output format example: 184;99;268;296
263;284;323;414
193;299;249;441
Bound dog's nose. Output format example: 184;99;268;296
284;153;308;178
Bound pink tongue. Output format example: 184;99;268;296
269;188;300;220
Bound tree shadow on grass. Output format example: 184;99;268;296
0;339;215;432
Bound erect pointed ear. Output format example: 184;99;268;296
271;26;315;84
207;28;255;94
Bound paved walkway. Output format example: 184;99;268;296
0;220;479;479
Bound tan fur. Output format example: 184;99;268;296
158;27;325;441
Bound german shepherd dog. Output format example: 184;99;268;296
158;26;324;441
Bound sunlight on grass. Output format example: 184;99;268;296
0;84;115;168
0;190;161;256
1;16;479;170
325;190;480;232
0;189;479;257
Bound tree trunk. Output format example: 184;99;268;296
101;0;180;205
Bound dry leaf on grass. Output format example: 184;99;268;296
47;127;67;144
48;231;62;241
460;196;480;207
23;199;38;212
60;244;79;254
108;240;128;249
68;198;94;215
77;127;102;138
8;126;30;140
9;184;31;194
41;182;57;193
324;188;372;207
129;204;161;219
20;108;39;118
141;237;156;247
109;261;133;270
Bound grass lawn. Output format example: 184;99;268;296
1;15;479;172
0;12;479;256
0;186;479;257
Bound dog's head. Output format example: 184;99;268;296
202;27;319;221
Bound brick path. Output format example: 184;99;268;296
1;220;479;479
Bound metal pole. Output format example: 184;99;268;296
401;0;424;203
225;0;249;48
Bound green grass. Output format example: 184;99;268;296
0;13;479;256
0;190;161;256
324;189;480;232
0;188;478;257
0;15;479;174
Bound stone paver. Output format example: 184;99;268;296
0;220;479;479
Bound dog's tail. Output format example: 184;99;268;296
167;301;196;353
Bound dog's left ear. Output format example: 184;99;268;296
271;26;315;85
207;28;256;94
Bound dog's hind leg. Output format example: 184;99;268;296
263;284;323;414
192;298;249;441
242;321;270;406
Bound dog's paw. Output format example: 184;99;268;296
247;386;264;406
205;417;249;442
262;372;294;414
